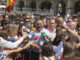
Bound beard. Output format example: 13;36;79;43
36;26;43;31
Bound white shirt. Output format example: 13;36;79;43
53;41;63;56
49;29;56;42
0;37;24;49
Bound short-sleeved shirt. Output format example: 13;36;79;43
0;50;8;60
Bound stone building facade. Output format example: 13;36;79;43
0;0;80;15
14;0;80;15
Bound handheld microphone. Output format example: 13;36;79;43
41;32;46;37
26;29;30;34
34;35;39;40
26;32;35;40
41;32;51;42
31;28;35;33
41;32;48;41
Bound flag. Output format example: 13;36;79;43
6;0;16;13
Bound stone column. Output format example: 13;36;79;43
24;0;27;6
36;0;40;13
66;0;72;14
36;0;40;11
23;0;30;12
13;0;18;12
53;0;59;15
50;0;54;15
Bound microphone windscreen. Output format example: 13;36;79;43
31;28;35;33
30;32;35;37
34;36;39;40
41;32;46;37
27;33;35;39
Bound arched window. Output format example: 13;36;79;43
30;1;36;11
57;1;66;16
18;0;24;11
74;1;80;14
40;1;52;11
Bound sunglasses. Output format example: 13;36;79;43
25;21;30;22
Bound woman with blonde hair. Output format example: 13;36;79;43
0;31;35;60
8;24;19;39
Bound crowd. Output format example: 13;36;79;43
0;12;80;60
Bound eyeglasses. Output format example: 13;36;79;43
25;21;30;22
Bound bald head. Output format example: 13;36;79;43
57;17;64;23
36;20;44;31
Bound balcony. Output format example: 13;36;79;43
0;7;54;16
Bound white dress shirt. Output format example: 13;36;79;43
0;37;24;49
53;41;63;56
49;29;56;42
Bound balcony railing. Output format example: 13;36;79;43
0;7;54;16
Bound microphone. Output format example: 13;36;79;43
26;29;30;34
41;32;48;41
26;32;35;40
31;28;35;33
41;32;46;37
34;35;39;40
41;32;51;42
